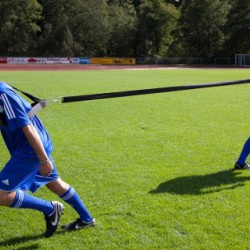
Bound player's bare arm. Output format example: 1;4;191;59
22;124;53;176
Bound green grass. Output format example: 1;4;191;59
0;68;250;249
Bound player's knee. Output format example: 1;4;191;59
0;190;15;206
46;179;70;196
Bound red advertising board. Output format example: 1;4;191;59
0;57;7;63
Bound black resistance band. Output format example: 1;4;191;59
11;85;42;104
7;78;250;118
61;79;250;104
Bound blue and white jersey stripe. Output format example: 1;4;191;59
0;93;16;119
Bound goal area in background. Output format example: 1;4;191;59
235;54;250;67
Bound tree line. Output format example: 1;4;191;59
0;0;249;61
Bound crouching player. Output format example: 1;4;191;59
0;81;95;237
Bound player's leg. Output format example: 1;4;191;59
0;189;64;237
235;137;250;169
0;190;16;206
0;189;53;214
46;178;95;230
0;156;64;237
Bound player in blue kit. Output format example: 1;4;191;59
0;81;95;237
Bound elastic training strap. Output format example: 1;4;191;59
11;85;42;104
61;79;250;104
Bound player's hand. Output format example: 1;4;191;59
39;159;54;177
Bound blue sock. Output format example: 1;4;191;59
237;137;250;164
11;190;54;215
60;186;93;222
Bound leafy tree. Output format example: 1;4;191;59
0;0;248;60
179;0;230;59
36;0;82;56
106;0;137;56
135;0;179;57
0;0;42;56
165;0;182;7
69;0;110;57
132;0;141;7
37;0;136;57
224;0;250;55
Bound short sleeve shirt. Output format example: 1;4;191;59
0;82;53;156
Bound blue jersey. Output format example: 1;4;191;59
0;82;53;156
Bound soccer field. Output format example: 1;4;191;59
0;67;250;249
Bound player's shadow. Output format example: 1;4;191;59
0;230;69;248
0;234;44;249
149;169;250;195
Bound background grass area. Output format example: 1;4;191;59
0;68;250;249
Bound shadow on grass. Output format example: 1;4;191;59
0;233;44;248
150;169;250;195
15;244;40;250
0;230;69;248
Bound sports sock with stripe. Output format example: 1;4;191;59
60;186;93;222
10;190;54;215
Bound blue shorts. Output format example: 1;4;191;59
0;154;59;193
